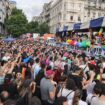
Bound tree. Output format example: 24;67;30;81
39;22;50;35
6;8;28;37
27;21;50;35
27;21;39;33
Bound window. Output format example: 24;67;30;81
78;16;81;21
93;12;96;18
70;16;73;20
64;2;67;10
63;15;66;20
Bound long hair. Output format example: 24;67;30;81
72;89;82;105
66;78;76;91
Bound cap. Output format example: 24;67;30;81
45;70;55;77
90;61;96;66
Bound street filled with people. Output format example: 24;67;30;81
0;37;105;105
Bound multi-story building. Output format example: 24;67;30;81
32;15;43;23
33;0;105;33
32;1;52;25
0;0;16;34
0;0;9;34
9;0;16;10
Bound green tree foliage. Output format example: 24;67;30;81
27;21;39;33
39;22;50;35
27;21;50;35
6;8;28;37
6;8;50;37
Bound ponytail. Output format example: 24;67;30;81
72;89;82;105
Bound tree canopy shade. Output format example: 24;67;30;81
6;8;28;37
27;21;39;33
39;22;50;35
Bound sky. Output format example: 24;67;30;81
14;0;50;21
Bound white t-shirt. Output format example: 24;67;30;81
58;88;74;100
68;100;87;105
86;93;97;104
102;62;105;69
49;61;54;70
87;82;96;95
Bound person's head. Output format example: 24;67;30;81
93;82;102;95
0;91;9;103
20;79;36;97
101;83;105;96
66;78;76;91
72;89;82;105
4;74;12;85
101;57;105;63
85;56;89;62
35;58;40;64
40;63;46;70
50;57;53;61
55;96;68;105
77;55;83;61
46;66;52;71
16;72;22;80
45;70;55;80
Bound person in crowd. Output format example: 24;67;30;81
0;35;105;105
0;91;9;105
57;78;76;100
68;89;87;105
40;70;56;105
49;57;54;70
33;58;41;79
91;83;105;105
86;81;102;105
17;79;36;105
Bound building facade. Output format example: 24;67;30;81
33;0;105;33
9;0;16;10
32;1;52;26
0;0;16;34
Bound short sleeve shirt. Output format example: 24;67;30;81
40;77;55;103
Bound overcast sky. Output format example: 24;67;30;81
14;0;50;21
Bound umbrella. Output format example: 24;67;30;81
3;37;16;42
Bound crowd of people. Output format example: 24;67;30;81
0;38;105;105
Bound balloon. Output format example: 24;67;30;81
78;42;82;47
67;39;72;44
71;41;74;45
66;39;71;43
86;41;91;47
76;42;79;47
81;41;87;47
69;40;73;44
74;41;77;46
